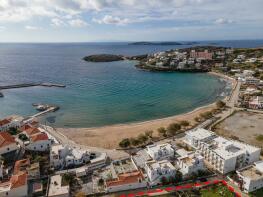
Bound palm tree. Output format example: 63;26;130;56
179;120;190;128
137;134;148;144
145;130;153;139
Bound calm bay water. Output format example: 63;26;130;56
0;40;263;127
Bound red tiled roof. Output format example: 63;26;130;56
30;133;48;142
24;127;41;136
0;119;11;126
106;170;144;187
0;132;16;148
14;159;30;175
10;172;27;189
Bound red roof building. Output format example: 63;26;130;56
0;132;16;148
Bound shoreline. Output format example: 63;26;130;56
58;71;235;149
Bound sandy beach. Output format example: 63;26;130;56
58;103;217;149
58;72;235;149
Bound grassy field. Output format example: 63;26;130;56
201;185;235;197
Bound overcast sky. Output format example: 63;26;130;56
0;0;263;42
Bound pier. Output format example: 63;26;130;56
0;83;66;90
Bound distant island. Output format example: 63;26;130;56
129;41;199;45
83;54;147;62
83;54;125;62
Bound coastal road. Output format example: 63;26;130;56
42;125;129;160
209;80;241;129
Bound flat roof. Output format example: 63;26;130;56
48;175;69;197
187;128;216;141
239;165;263;181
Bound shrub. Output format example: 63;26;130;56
119;138;130;148
157;127;167;137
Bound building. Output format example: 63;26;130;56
26;132;51;152
103;158;147;193
237;160;263;193
190;50;213;60
48;174;69;197
0;132;19;156
0;116;23;132
0;172;28;197
244;77;260;85
145;160;176;184
185;129;260;174
106;170;146;193
14;159;40;180
249;96;263;109
146;143;174;161
177;153;205;176
50;144;90;169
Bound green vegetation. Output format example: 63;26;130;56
201;185;235;197
145;130;153;138
167;123;181;136
8;127;19;135
158;127;167;137
216;100;226;109
179;120;190;128
119;138;131;148
256;134;263;141
18;133;29;141
250;188;263;197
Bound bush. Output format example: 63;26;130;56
167;123;181;136
119;138;130;148
145;130;153;138
130;137;140;146
137;134;148;144
216;100;226;109
157;127;167;137
179;120;190;127
18;133;29;141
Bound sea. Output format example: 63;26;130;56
0;40;263;127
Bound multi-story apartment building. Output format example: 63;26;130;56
185;129;260;174
237;160;263;193
146;143;174;161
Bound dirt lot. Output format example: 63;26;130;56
214;111;263;148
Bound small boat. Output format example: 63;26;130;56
0;92;3;97
36;104;49;111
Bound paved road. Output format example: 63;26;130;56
42;125;129;160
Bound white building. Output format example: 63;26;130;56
104;158;147;193
237;160;263;193
185;129;260;174
249;96;263;109
177;153;205;176
0;132;19;156
0;172;28;197
145;160;176;184
25;132;52;152
0;116;23;132
146;143;174;161
48;174;69;197
244;77;260;85
50;144;90;169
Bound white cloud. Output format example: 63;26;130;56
51;18;66;27
68;18;88;27
93;15;130;25
215;18;233;25
25;25;41;30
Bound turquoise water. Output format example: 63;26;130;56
1;41;257;127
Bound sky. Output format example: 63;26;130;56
0;0;263;42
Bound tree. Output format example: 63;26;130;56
160;176;168;185
167;123;181;136
179;120;190;128
98;178;104;186
119;138;130;148
18;133;29;141
130;137;140;147
157;127;167;137
194;117;200;122
200;111;213;119
216;100;226;109
145;130;153;138
8;127;18;135
137;134;148;144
